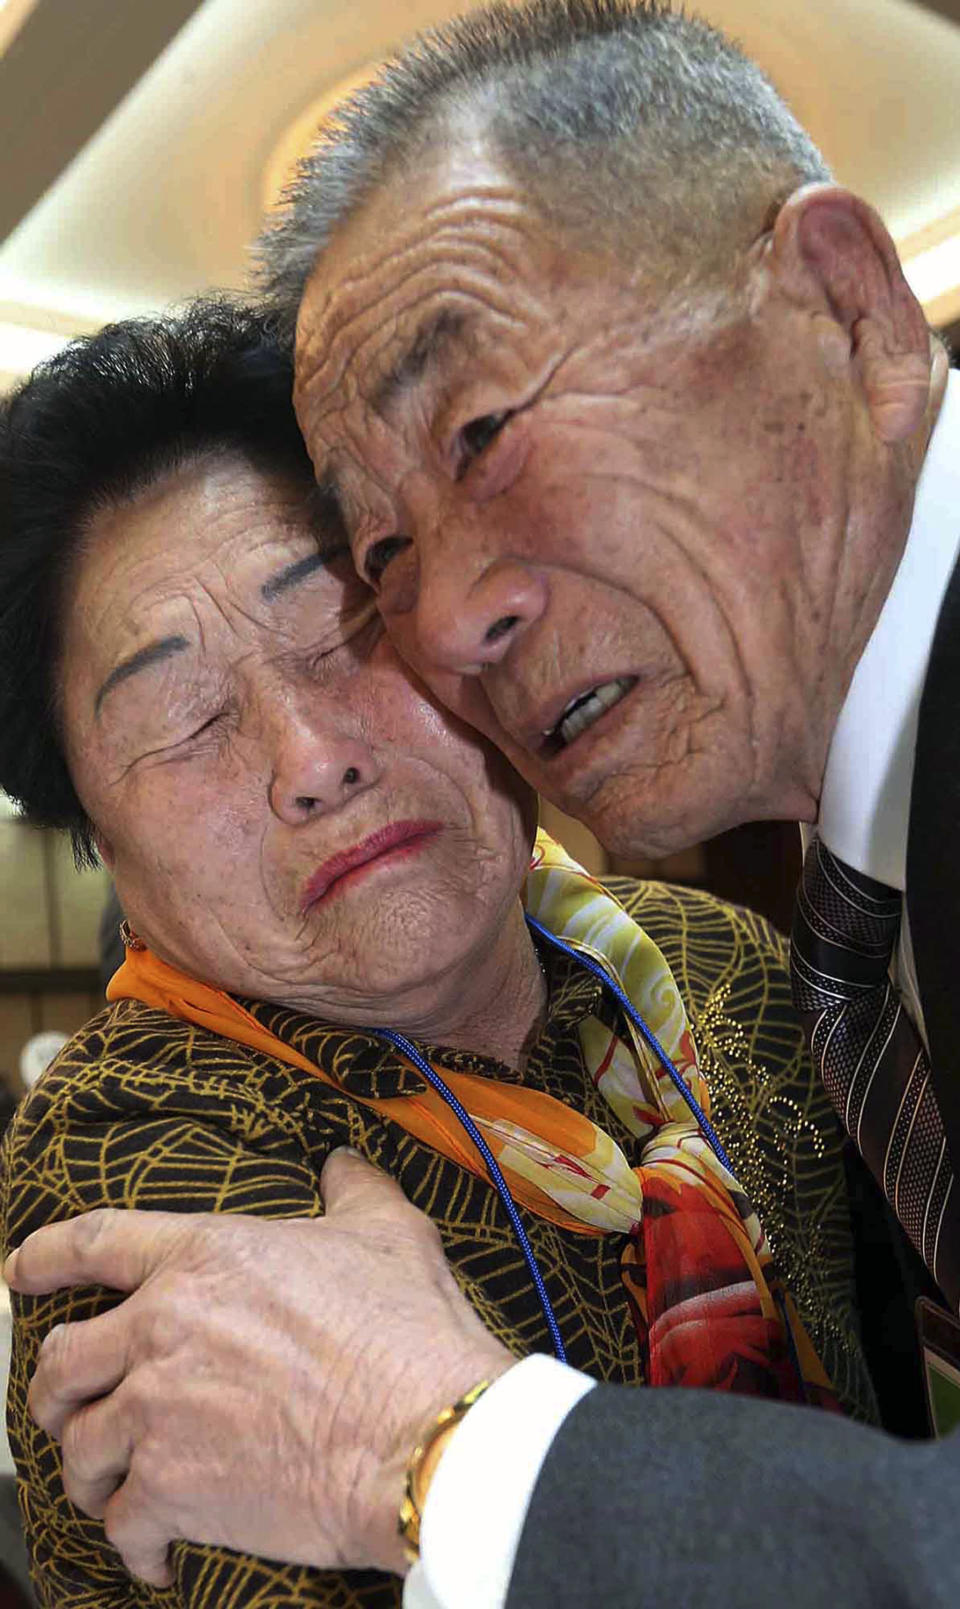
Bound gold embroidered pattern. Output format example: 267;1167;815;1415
2;879;876;1608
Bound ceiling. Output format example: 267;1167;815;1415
2;0;960;389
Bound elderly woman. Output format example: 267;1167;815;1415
0;303;874;1609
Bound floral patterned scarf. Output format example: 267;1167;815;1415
109;829;838;1410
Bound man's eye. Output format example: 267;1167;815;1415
459;411;511;469
364;535;411;585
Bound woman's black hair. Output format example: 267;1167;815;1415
0;298;314;863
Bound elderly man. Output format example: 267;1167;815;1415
275;0;960;1307
274;0;960;1311
6;4;960;1608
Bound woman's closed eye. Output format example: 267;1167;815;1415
121;709;226;770
184;711;225;745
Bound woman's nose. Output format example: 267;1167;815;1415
267;710;379;826
410;557;548;676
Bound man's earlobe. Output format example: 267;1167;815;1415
770;184;932;444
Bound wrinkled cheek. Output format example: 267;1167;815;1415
425;671;508;753
380;612;487;731
376;587;424;669
124;793;265;916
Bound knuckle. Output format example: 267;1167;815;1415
121;1363;156;1421
60;1410;95;1480
73;1209;121;1271
137;1438;178;1505
123;1361;174;1439
131;1298;180;1359
38;1319;71;1376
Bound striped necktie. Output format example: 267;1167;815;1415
791;836;959;1313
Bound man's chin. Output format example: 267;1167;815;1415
583;808;702;864
540;775;732;865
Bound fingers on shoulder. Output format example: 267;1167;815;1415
103;1482;175;1591
9;1207;215;1298
8;1208;138;1295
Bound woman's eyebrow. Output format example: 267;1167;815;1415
94;635;189;719
260;552;326;602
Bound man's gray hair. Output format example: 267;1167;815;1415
258;0;831;343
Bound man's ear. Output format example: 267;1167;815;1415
768;183;932;444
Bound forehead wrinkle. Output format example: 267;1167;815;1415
130;529;300;655
296;198;541;411
79;554;197;684
416;178;524;220
306;278;540;530
299;269;448;420
305;182;527;326
310;274;533;445
325;209;535;343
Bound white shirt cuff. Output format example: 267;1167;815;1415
403;1355;596;1609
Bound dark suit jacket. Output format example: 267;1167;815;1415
507;1383;960;1608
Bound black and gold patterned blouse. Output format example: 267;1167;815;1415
1;879;877;1609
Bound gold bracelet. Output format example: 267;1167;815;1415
398;1379;492;1564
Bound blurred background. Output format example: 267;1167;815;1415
1;0;960;1095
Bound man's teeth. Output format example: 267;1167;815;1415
545;677;635;747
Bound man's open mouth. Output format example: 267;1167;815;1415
540;676;637;754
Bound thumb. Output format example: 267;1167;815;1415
320;1148;412;1221
4;1208;189;1296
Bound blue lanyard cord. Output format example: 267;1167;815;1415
366;1025;568;1365
523;914;736;1177
368;917;738;1369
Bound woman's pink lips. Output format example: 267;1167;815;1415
300;820;443;911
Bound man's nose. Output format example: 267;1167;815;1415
411;556;548;675
267;705;380;827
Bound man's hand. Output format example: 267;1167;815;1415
4;1150;514;1587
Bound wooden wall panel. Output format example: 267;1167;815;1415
0;823;50;970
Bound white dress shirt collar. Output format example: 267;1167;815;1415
817;370;960;891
